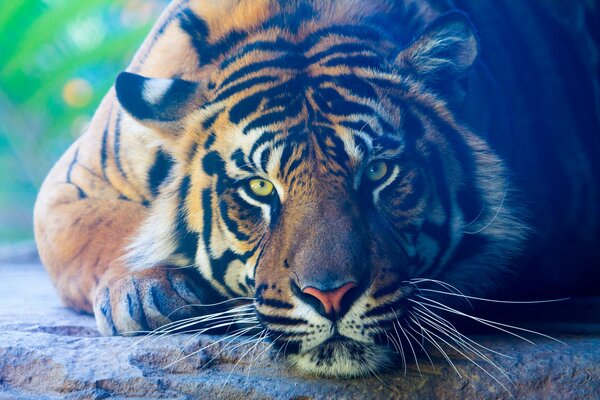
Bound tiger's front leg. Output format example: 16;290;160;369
93;266;207;336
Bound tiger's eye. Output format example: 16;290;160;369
365;161;388;182
248;178;274;197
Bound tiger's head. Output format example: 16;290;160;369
115;11;525;377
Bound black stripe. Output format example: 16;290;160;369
311;86;373;116
271;339;301;354
127;277;149;331
66;147;87;199
113;113;127;180
210;249;251;298
150;285;172;318
219;55;304;89
323;55;381;69
249;131;277;162
231;149;253;172
229;75;305;125
372;284;401;299
242;110;290;135
100;119;109;180
148;149;173;197
174;175;199;261
332;75;378;101
214;75;279;103
98;287;117;336
204;133;216;150
258;298;294;310
261;2;314;33
264;328;309;338
308;42;375;63
202;108;222;131
202;151;225;176
282;146;309;180
219;195;250;242
363;296;406;318
179;9;247;67
301;25;382;50
255;310;307;326
201;188;213;253
219;39;297;70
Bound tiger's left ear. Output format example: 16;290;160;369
115;72;205;132
395;11;478;82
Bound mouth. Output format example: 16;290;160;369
284;334;392;378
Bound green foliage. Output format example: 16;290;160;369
0;0;166;242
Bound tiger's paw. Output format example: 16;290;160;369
93;267;204;336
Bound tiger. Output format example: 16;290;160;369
34;0;600;378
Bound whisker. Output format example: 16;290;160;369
410;298;535;345
169;327;256;374
178;316;259;354
463;182;509;235
408;278;473;309
244;334;282;383
165;298;255;317
391;309;415;375
413;318;514;397
413;306;514;359
219;329;268;397
132;312;256;350
408;322;462;378
413;308;515;385
201;329;267;371
366;363;395;390
401;321;436;370
166;325;258;369
413;296;566;344
415;289;569;304
385;331;407;376
127;303;253;342
460;203;485;229
133;305;256;346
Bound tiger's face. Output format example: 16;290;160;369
116;11;525;377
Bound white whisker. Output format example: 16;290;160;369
202;329;267;371
413;308;515;385
408;322;462;378
413;296;566;344
413;318;514;397
415;288;569;304
392;309;416;376
401;321;436;370
219;329;268;397
463;182;509;235
408;278;473;308
166;325;257;369
413;306;514;359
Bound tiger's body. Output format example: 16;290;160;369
34;0;600;377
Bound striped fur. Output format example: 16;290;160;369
34;0;599;377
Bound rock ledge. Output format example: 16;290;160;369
1;257;599;399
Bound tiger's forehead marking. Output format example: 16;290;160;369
192;23;414;201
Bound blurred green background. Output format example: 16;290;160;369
0;0;167;243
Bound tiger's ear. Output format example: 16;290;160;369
115;72;204;132
395;11;478;82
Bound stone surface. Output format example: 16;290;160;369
1;250;599;399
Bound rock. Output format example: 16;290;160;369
1;257;599;399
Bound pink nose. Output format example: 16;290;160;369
302;282;358;316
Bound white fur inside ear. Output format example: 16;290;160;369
396;12;478;79
142;78;173;105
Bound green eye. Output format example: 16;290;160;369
365;160;389;182
248;178;274;197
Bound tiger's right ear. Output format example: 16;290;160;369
115;72;205;131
